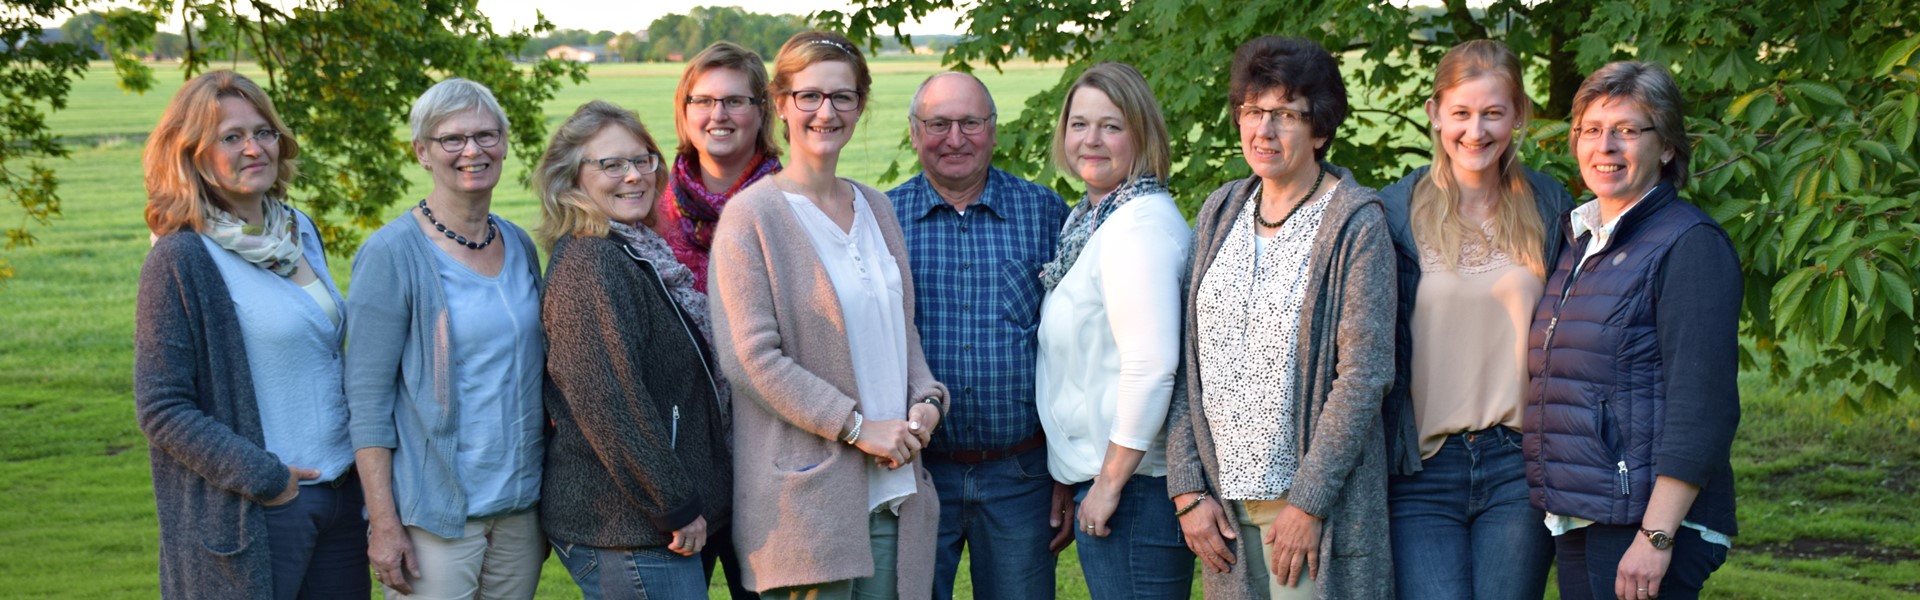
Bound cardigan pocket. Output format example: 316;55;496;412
191;482;252;556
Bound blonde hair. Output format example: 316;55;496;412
1051;62;1172;184
769;31;872;141
534;101;666;248
1410;40;1548;278
143;70;300;235
674;41;779;160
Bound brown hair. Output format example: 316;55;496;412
1050;62;1172;184
143;70;300;235
1569;61;1692;190
769;31;872;139
534;101;667;248
674;41;779;160
1228;36;1349;161
1410;40;1548;278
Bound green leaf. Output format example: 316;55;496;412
1875;33;1920;76
1882;272;1916;318
1901;94;1920;152
1749;93;1778;129
1779;206;1820;260
1854;139;1893;164
1835;148;1864;190
1822;282;1851;343
1728;88;1766;121
1847;255;1876;304
1773;267;1820;330
1791;82;1848;108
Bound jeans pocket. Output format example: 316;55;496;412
1011;446;1052;481
551;540;599;580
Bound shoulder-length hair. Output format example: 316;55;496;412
534;100;666;248
143;70;300;235
1051;62;1172;184
674;41;779;160
1411;40;1548;278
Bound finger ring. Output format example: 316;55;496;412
1085;524;1095;532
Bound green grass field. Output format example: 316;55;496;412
2;58;1917;598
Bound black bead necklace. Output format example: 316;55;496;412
418;199;497;250
1254;167;1327;229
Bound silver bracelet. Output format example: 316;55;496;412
843;412;864;445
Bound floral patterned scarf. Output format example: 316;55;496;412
1039;176;1167;291
202;197;302;277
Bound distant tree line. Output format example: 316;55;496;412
516;6;817;63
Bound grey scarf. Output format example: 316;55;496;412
1039;176;1168;291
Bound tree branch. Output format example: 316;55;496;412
1692;134;1782;178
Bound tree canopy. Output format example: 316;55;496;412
833;0;1920;413
1;0;585;277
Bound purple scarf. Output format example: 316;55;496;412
670;152;782;250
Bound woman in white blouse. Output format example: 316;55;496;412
1034;61;1196;600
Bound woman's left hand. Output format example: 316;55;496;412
669;516;708;557
907;402;941;448
1265;504;1322;588
1615;534;1672;599
1076;478;1123;537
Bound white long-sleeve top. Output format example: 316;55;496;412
1036;191;1192;484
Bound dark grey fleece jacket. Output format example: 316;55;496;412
539;234;732;548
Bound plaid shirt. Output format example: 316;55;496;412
892;168;1069;452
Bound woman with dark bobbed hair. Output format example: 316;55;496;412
1166;36;1396;599
135;68;366;600
1524;61;1740;600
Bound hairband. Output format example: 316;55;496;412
809;38;856;56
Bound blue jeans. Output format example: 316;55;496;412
551;539;708;600
263;473;369;600
1555;524;1728;600
1071;475;1194;600
1388;427;1553;600
926;447;1058;600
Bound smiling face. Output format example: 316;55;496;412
1427;75;1518;182
1574;96;1672;206
416;108;506;197
1238;88;1326;188
576;125;657;228
202;96;279;208
777;60;862;162
911;74;996;193
1063;87;1136;200
686;67;764;167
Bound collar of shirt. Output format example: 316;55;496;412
909;170;1006;221
1570;185;1657;258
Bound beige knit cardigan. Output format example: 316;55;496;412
708;177;949;597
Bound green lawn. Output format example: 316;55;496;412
2;59;1917;599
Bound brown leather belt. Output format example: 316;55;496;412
924;432;1046;465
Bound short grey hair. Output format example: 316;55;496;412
409;78;510;144
908;71;997;125
1569;61;1691;190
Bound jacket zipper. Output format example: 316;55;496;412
1618;460;1630;496
671;405;680;450
625;246;724;449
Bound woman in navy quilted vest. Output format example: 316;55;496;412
1522;61;1742;600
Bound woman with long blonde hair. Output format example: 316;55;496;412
1376;39;1572;598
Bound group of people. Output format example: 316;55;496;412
133;29;1740;600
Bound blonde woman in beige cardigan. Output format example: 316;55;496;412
707;31;949;600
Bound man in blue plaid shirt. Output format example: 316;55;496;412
892;72;1073;600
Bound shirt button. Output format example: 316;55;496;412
963;386;973;395
960;262;972;270
962;302;972;312
962;343;973;352
960;225;970;232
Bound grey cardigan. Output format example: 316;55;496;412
343;213;543;538
539;234;731;548
709;178;948;597
1165;170;1398;599
134;232;293;599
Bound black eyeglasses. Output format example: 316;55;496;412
219;128;282;148
687;95;763;115
913;114;995;136
1575;125;1655;141
587;153;662;178
785;89;862;112
432;129;502;153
